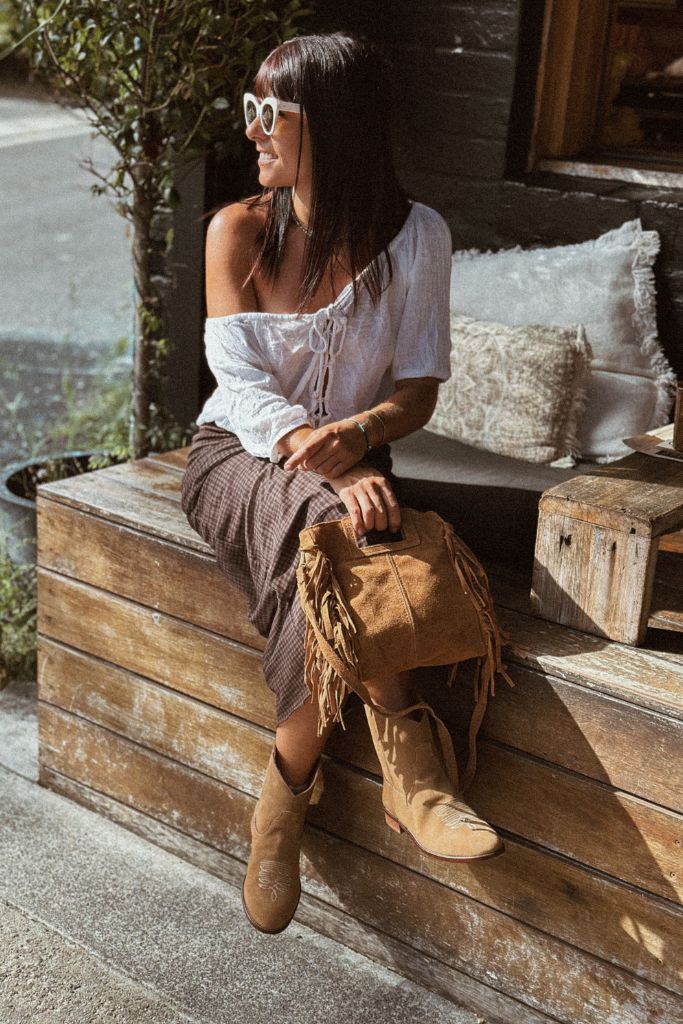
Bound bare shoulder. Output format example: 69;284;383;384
206;197;265;252
204;198;267;316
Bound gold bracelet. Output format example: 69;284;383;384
365;410;386;446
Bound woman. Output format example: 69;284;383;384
180;32;504;936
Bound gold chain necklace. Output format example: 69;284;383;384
290;206;313;238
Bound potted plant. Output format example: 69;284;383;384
7;0;309;459
0;0;310;685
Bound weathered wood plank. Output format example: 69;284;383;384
38;645;683;978
488;600;683;722
77;458;185;502
538;450;683;536
147;447;190;473
649;551;683;633
469;742;683;905
37;572;272;727
38;705;683;1024
532;513;659;644
447;662;683;814
492;563;683;663
38;494;683;727
659;529;683;554
37;499;265;650
37;577;683;901
36;484;207;554
37;568;683;814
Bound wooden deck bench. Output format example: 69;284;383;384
35;445;683;1024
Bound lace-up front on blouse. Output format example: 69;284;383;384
289;310;348;422
196;201;453;462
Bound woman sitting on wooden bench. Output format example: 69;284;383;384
180;32;503;936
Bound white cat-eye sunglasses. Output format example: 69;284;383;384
243;91;302;135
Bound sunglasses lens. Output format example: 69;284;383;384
245;98;258;126
261;102;275;133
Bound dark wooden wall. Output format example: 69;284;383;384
184;0;682;423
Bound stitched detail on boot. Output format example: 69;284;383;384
257;860;293;902
434;803;496;833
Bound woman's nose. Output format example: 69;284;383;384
245;117;265;141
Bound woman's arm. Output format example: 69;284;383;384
282;376;440;475
284;376;440;536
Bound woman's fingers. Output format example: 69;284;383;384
338;487;363;535
357;487;387;532
310;450;350;476
350;478;401;534
378;479;402;532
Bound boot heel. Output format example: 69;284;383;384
384;811;403;834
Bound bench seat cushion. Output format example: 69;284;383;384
389;428;599;567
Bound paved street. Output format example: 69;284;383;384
0;93;132;348
0;91;133;468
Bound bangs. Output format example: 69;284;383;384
253;41;302;103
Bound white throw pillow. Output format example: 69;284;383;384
426;315;592;466
450;220;677;461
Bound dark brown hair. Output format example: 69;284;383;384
248;33;410;313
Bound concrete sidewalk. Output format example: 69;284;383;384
0;678;486;1024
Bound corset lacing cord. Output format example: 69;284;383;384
306;310;348;425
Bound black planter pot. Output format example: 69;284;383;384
0;451;110;563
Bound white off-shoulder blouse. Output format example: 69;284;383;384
196;200;453;463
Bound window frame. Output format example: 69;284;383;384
528;0;683;185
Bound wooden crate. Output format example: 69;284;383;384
36;450;683;1024
532;425;683;645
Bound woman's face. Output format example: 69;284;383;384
245;93;312;194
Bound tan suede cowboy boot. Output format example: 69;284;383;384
241;746;321;934
364;700;504;861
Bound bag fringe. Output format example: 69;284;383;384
441;521;520;793
298;547;361;737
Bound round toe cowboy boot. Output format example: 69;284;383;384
241;746;321;934
364;700;504;861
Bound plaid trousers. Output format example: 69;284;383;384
180;422;405;726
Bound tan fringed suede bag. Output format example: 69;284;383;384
296;507;518;788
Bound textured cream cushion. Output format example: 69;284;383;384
426;315;592;466
450;219;677;462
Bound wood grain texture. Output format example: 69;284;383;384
539;451;683;536
465;662;683;813
40;610;683;811
37;499;264;650
649;551;683;633
36;445;683;1023
37;705;683;1024
490;601;683;723
37;647;683;990
37;571;272;727
531;512;659;644
147;447;190;473
37;574;683;901
532;437;683;643
36;476;205;553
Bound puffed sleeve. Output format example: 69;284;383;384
391;207;452;383
204;317;312;462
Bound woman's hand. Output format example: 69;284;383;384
326;464;401;537
283;419;367;477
